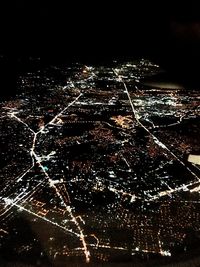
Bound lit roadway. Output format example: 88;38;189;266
2;92;91;263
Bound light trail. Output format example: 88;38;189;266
0;228;8;234
90;234;99;247
0;165;34;200
89;243;171;256
43;93;83;129
8;112;35;135
0;181;47;223
3;198;79;237
108;186;138;202
119;152;131;169
148;180;200;201
0;179;46;218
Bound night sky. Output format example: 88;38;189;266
1;1;169;58
0;2;199;59
0;1;200;92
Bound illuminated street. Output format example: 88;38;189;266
0;59;200;266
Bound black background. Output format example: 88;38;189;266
0;1;200;95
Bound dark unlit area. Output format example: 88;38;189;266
0;2;200;97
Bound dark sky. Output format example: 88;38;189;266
0;1;200;67
0;1;176;58
0;1;200;94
